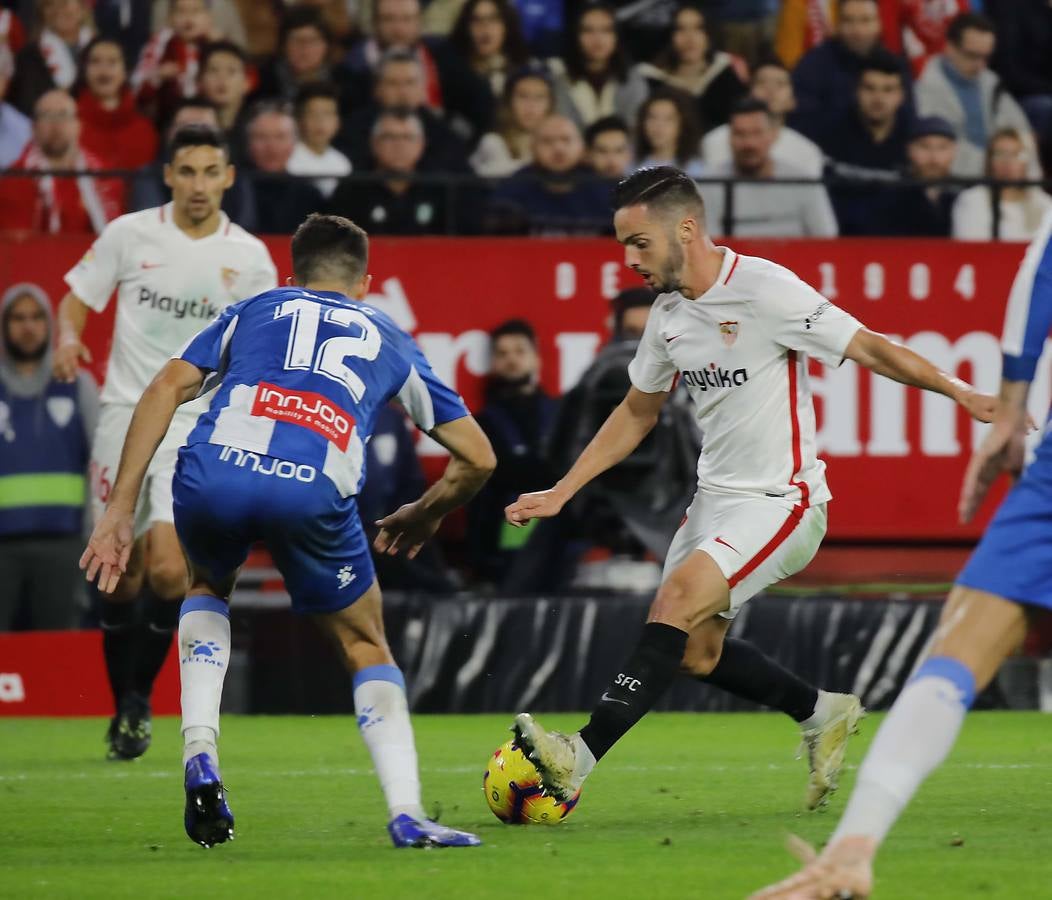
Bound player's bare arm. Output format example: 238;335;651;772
53;291;93;382
374;415;496;559
505;385;669;526
81;359;204;593
843;327;998;423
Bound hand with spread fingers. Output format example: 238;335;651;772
80;506;135;594
373;501;442;560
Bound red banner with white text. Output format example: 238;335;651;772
2;234;1047;540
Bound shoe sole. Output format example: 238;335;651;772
185;783;235;848
806;700;866;811
511;714;576;804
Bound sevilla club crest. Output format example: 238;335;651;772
719;321;738;347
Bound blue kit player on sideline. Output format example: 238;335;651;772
752;215;1052;898
81;214;497;850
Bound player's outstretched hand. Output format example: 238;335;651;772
53;339;92;383
959;418;1027;524
374;501;441;559
505;488;567;527
80;507;134;594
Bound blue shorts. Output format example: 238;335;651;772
957;439;1052;611
172;443;375;614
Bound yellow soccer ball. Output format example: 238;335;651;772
483;739;581;825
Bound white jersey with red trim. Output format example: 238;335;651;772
628;248;864;506
65;203;278;408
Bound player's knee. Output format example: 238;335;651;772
679;641;722;676
147;556;190;599
651;577;708;632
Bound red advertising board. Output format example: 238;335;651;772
1;233;1045;540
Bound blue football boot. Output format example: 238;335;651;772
184;753;235;848
387;814;481;848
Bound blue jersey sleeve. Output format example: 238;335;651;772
1002;219;1052;382
178;301;244;374
394;336;470;431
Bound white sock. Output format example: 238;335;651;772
832;657;976;845
353;665;425;821
178;596;231;768
799;689;837;731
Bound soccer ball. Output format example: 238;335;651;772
483;739;581;825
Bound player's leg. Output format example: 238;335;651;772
750;586;1028;900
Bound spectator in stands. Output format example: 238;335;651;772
706;1;779;69
0;282;97;631
792;0;911;139
775;0;834;69
953;127;1052;241
132;0;216;124
338;49;472;173
449;0;533;100
881;114;959;236
702;58;823;177
9;0;93;116
288;82;352;199
128;98;256;227
915;12;1034;177
255;8;351;109
637;4;748;133
467;319;558;585
0;42;31;168
699;98;838;237
327;108;450;234
151;0;247;49
586;114;632;179
880;0;967;77
0;6;26;56
547;3;648;132
76;36;158;172
345;0;494;146
244;102;324;233
197;40;251;164
989;0;1052;145
93;0;152;67
487;113;610;235
633;90;704;178
0;89;122;234
470;67;554;177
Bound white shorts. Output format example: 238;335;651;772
89;403;197;535
663;490;827;619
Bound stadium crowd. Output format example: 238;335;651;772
0;0;1050;239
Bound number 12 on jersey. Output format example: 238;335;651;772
275;297;381;402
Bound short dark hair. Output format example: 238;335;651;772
611;166;704;219
729;96;774;122
491;318;537;345
294;81;341;119
585;115;629;147
611;287;655;335
858;49;904;81
946;11;995;46
291;214;369;284
378;47;422;76
166;123;228;162
751;56;788;81
281;6;331;46
200;40;247;72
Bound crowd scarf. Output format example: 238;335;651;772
132;27;200;98
805;0;832;50
20;143;110;235
363;38;444;110
38;25;93;90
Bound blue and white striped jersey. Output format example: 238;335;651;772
1002;211;1052;386
178;286;468;497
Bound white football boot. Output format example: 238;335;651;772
801;693;865;810
512;713;594;803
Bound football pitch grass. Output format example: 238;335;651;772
2;713;1050;899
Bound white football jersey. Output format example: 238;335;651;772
628;248;864;505
65;203;278;407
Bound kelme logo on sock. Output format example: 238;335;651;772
183;640;225;668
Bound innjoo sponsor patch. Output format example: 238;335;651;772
251;382;355;450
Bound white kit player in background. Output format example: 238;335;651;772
505;167;999;813
53;124;277;761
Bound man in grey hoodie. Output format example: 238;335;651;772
0;283;98;630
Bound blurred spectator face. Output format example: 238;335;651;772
589;127;631;178
248;110;297;172
856;70;904;126
3;293;49;362
946;26;995;81
729;110;774;175
490;333;539;383
200;49;248;109
299;95;340;149
837;0;881;57
376;59;426;108
33;90;79;161
0;44;12;100
751;64;794;117
372;114;425;172
469;0;505;59
167;103;220;140
988;133;1028;182
165;141;233;225
376;0;423;50
671;7;709;66
642;98;680;156
908;134;956;179
285;24;330;77
620;306;650;339
533;115;583;174
509;75;552;131
84;40;127;103
42;0;87;40
578;8;617;68
171;0;213;43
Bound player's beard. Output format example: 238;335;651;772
654;241;685;294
